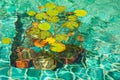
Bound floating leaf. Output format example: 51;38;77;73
68;15;77;21
62;21;79;30
45;2;56;9
35;12;48;20
46;9;59;16
34;39;48;47
45;37;56;44
74;10;87;17
55;34;69;42
2;38;11;44
47;16;60;23
55;6;66;12
40;31;52;39
27;10;36;16
26;27;40;39
50;42;66;52
38;22;51;30
26;27;40;35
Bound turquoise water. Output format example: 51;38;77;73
0;0;120;80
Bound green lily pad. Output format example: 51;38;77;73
40;31;52;39
55;34;69;42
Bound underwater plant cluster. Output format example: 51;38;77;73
10;2;87;70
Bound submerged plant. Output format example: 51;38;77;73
15;2;87;70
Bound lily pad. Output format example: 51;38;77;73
26;27;41;39
50;42;66;52
35;12;48;20
62;21;79;30
40;31;52;39
68;15;77;21
2;37;11;44
55;34;69;42
55;6;66;12
74;10;87;17
38;22;51;30
46;9;59;16
34;39;48;47
47;16;60;23
27;10;36;16
45;37;56;44
45;2;56;9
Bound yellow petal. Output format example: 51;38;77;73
45;2;56;9
50;42;66;52
74;10;87;16
38;22;51;30
46;9;59;16
27;10;36;16
2;38;11;44
45;37;56;44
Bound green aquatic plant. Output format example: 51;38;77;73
15;2;87;70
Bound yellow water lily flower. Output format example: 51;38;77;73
55;34;69;42
46;9;59;16
35;12;48;20
47;16;60;23
2;38;11;44
62;21;79;29
50;42;66;52
38;22;51;30
45;2;56;9
55;6;66;12
45;37;56;44
74;10;87;17
68;15;77;21
27;10;36;16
